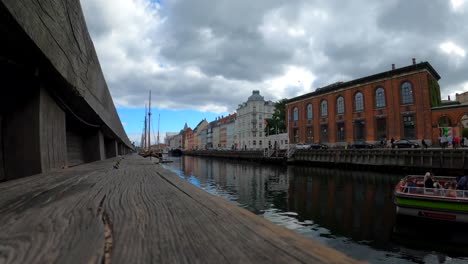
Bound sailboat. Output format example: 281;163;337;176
139;91;162;159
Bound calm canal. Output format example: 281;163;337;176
162;156;468;263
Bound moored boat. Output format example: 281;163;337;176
394;175;468;222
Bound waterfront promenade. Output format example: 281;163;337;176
0;154;359;264
185;148;468;173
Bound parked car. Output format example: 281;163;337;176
350;141;374;149
393;139;420;148
309;143;329;149
295;143;311;149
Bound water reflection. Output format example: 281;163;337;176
163;156;468;263
287;166;398;250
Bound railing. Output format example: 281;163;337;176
398;186;468;199
287;147;296;158
397;175;468;199
290;148;468;170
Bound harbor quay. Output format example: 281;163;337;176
184;148;468;174
0;154;360;264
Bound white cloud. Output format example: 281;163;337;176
451;0;465;11
440;41;466;58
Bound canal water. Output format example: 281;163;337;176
162;156;468;263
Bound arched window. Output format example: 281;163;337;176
320;100;328;117
307;104;313;120
355;92;364;112
375;87;386;108
293;107;298;121
336;96;344;114
438;116;452;127
401;81;413;104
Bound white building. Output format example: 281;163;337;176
235;90;274;150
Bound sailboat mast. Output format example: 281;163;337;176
148;90;152;150
144;104;147;149
157;114;160;146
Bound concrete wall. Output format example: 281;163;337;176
0;1;133;180
0;0;131;149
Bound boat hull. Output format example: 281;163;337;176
395;195;468;223
396;206;468;222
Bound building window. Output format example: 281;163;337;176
307;104;313;120
336;123;345;142
320;100;328;117
293;128;299;143
259;140;262;145
285;140;288;144
401;81;413;104
438;116;452;127
355;92;364;112
320;124;328;143
376;118;387;140
336;96;344;114
306;126;314;143
293;107;299;121
375;87;385;108
253;140;256;146
353;120;365;141
403;115;415;139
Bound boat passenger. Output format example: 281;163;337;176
457;175;468;190
424;172;434;188
446;182;457;197
404;178;417;193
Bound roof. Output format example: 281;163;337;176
287;61;441;104
248;90;264;102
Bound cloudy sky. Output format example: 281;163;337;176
80;0;468;144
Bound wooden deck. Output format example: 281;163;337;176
0;154;360;264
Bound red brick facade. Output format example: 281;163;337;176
286;62;441;146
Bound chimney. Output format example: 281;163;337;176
392;64;395;70
412;58;416;65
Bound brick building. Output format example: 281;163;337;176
286;60;442;146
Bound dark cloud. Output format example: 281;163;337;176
81;0;468;112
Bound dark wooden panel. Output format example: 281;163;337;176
0;155;360;264
3;90;41;180
0;114;4;181
66;130;84;167
39;87;67;172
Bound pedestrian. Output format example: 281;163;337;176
455;136;460;149
422;139;428;149
390;137;395;148
441;135;448;149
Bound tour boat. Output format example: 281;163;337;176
394;175;468;222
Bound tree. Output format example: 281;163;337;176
265;99;288;135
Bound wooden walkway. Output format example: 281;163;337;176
0;155;360;264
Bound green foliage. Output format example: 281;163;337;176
440;101;460;106
463;128;468;138
264;98;287;135
428;76;442;107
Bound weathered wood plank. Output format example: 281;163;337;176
0;155;361;263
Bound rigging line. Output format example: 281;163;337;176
53;93;101;128
152;116;157;147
